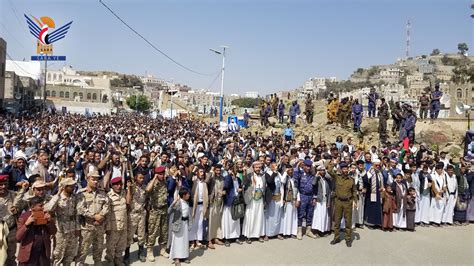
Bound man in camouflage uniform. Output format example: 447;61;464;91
126;171;148;262
378;98;390;144
76;170;110;266
105;176;128;266
0;174;18;265
419;91;430;120
145;166;169;262
14;178;52;213
305;94;314;124
339;98;351;128
44;177;79;266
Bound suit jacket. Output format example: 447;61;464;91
243;172;266;205
223;175;242;206
168;200;190;233
191;178;209;218
16;211;57;263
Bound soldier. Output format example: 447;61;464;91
305;95;314;124
14;178;52;213
295;160;318;240
341;97;352;128
105;176;128;266
289;101;300;125
44;177;79;266
278;100;285;124
145;166;169;262
430;83;443;122
378;98;389;144
327;94;339;124
126;171;148;262
351;99;363;132
207;164;225;249
260;103;266;127
419;91;430;120
326;161;357;247
402;105;417;143
76;170;110;266
367;87;379;118
272;94;279;116
0;174;18;265
391;102;403;136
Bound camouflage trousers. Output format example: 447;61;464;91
77;227;105;264
53;231;78;266
3;227;16;266
128;211;146;247
146;208;168;247
105;229;127;261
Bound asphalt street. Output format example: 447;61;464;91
85;224;473;265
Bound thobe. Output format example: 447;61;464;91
280;173;299;236
392;182;407;228
208;175;224;240
363;169;383;226
311;175;331;232
170;200;190;260
221;177;241;240
265;171;283;237
354;170;365;225
441;174;457;224
411;171;422;223
430;171;446;224
419;171;432;224
190;180;207;241
242;173;265;238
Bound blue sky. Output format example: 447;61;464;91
0;0;472;95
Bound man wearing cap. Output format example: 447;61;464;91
145;166;169;261
14;180;52;213
0;174;19;265
294;159;318;239
401;105;417;143
419;91;430;120
44;177;79;266
76;170;110;266
126;171;147;262
351;99;363;133
105;176;128;265
326;161;357;247
430;83;443;122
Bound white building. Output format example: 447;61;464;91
245;91;259;98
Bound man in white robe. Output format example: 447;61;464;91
311;165;331;235
242;162;266;243
430;163;446;225
264;162;284;240
280;166;300;237
419;165;432;226
442;165;457;225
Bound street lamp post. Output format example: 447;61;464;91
210;46;228;123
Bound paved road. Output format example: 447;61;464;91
86;225;473;265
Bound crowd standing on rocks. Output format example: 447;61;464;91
0;102;472;265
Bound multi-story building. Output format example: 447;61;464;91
4;60;41;112
0;38;6;107
45;66;114;114
179;89;240;114
449;83;473;118
379;67;404;83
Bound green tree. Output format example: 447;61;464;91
231;98;260;108
126;94;151;112
431;49;441;56
458;43;469;55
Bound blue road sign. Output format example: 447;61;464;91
31;55;66;61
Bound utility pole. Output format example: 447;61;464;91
43;54;48;113
210;46;228;123
406;20;411;59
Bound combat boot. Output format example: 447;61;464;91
305;226;317;239
123;247;130;265
147;247;155;262
138;245;146;262
114;256;125;266
297;226;303;240
160;246;169;258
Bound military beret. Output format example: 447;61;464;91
154;166;166;174
339;162;349;168
0;175;9;182
110;177;123;185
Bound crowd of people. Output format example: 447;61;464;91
0;108;472;266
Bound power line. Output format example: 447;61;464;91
7;0;30;37
5;52;39;78
0;23;28;51
98;0;216;76
206;72;222;91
